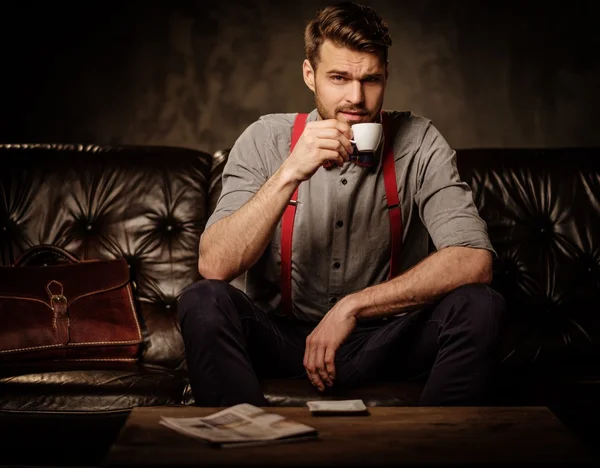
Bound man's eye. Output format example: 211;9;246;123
332;75;346;82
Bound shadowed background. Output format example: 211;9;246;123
1;0;598;153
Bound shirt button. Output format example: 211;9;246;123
336;221;344;228
341;178;348;185
333;262;340;269
329;297;337;304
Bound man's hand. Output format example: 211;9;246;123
303;296;358;391
283;119;354;182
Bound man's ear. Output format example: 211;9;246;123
303;59;316;92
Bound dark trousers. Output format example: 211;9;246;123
178;279;506;407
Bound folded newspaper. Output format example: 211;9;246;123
160;404;318;448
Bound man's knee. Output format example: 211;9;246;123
178;279;238;331
444;283;506;335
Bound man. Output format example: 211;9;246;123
179;1;505;407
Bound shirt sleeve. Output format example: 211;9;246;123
413;121;496;256
204;119;272;231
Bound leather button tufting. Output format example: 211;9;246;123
0;142;214;374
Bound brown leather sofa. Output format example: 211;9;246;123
1;143;599;417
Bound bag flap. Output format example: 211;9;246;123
0;258;131;307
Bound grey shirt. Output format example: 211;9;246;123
205;109;495;324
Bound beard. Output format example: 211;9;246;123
314;84;380;123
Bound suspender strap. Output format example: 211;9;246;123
280;112;402;316
382;114;403;279
280;113;307;316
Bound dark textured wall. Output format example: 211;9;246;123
1;1;599;154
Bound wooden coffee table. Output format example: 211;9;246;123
102;406;595;466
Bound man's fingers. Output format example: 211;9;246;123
311;127;343;140
315;118;352;138
333;120;353;140
312;128;354;155
306;129;353;158
305;337;325;391
307;370;323;390
320;150;345;167
324;348;336;383
306;119;353;140
311;128;354;156
315;346;330;388
318;139;350;161
340;135;355;157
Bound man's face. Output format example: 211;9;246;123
303;39;387;124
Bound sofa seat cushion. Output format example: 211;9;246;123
0;363;188;412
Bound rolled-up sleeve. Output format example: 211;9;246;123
205;120;271;230
413;122;496;256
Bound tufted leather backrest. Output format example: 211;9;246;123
0;144;212;371
2;144;599;379
456;148;600;374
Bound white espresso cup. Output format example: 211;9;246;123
350;123;383;152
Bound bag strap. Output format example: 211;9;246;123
13;244;80;267
280;112;402;316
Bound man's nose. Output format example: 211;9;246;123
346;81;365;105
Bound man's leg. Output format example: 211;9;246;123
413;284;506;405
178;279;310;407
336;283;506;405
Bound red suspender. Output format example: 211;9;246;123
280;113;402;316
280;113;307;316
382;115;403;279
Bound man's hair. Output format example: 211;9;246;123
304;2;392;69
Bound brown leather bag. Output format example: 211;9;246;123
0;245;145;364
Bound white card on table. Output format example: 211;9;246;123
306;399;367;413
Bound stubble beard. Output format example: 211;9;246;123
314;86;335;121
313;84;379;124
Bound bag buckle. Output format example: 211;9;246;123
50;294;67;306
46;281;70;344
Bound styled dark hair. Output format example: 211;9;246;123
304;2;392;69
